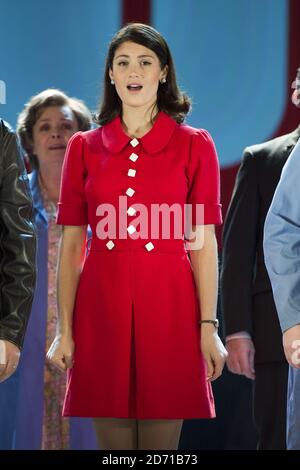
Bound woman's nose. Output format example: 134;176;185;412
51;129;61;138
128;63;140;77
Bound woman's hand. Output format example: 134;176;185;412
46;334;75;372
0;340;21;383
200;326;228;381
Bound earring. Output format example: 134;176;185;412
160;78;166;84
111;79;115;85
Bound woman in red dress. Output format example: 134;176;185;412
47;23;227;450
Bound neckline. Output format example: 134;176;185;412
120;110;160;140
102;111;177;154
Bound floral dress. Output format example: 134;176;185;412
41;188;70;449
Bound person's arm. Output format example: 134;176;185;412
46;225;86;371
220;149;259;379
0;122;36;382
186;129;227;380
264;139;300;367
46;132;88;371
189;225;227;381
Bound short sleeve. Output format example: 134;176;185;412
56;132;88;225
187;129;222;225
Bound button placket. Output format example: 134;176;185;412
125;139;139;198
125;139;140;238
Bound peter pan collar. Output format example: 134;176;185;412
102;111;177;154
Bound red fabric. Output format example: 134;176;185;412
122;0;151;25
57;112;221;418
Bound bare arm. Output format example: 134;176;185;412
57;226;87;334
189;225;227;381
47;225;87;371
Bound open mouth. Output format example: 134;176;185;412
127;84;143;91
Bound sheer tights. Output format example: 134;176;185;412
94;418;183;450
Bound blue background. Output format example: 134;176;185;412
0;0;288;166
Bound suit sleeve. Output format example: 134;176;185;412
220;149;259;336
0;127;36;349
264;139;300;332
187;130;222;225
56;132;88;225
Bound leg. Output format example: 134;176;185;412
254;362;288;449
93;418;137;450
138;419;183;450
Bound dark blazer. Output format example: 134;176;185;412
221;127;300;363
0;120;36;349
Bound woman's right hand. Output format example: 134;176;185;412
46;334;75;372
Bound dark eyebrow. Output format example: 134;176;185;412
115;54;155;60
138;55;154;59
115;55;129;60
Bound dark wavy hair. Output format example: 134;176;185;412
95;23;191;126
17;88;92;170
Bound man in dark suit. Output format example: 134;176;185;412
220;68;300;450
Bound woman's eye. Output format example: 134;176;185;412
62;123;73;130
117;61;128;66
141;61;151;66
39;125;50;132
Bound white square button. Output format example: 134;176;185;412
130;138;139;147
127;206;136;216
127;225;136;235
125;187;135;197
129;153;139;162
128;169;136;177
145;242;154;252
106;240;115;250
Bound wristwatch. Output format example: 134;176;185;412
199;319;219;329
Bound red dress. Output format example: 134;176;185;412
57;111;222;419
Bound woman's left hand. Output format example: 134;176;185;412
200;328;228;381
